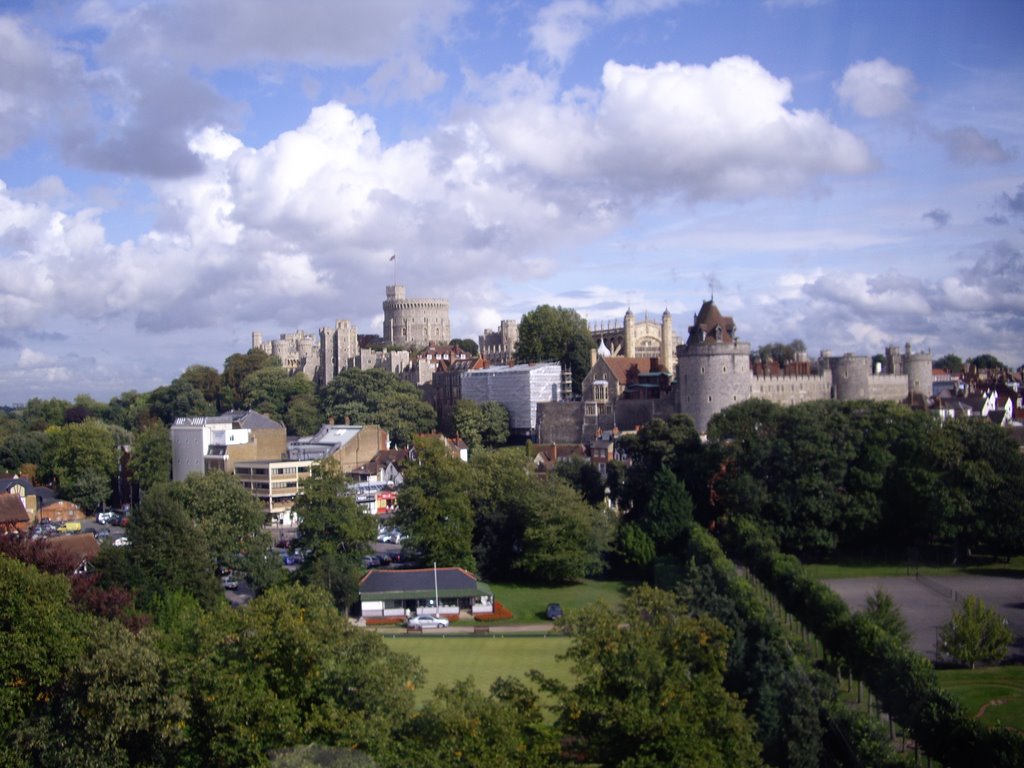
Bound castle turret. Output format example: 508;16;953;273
904;345;933;401
675;300;751;433
828;354;871;401
660;308;673;375
623;308;635;358
383;284;450;347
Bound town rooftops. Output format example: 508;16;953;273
173;410;284;430
288;424;371;460
358;567;492;600
0;494;29;525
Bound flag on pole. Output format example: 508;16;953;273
389;253;396;262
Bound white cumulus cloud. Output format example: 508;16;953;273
835;58;916;118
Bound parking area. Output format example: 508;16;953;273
826;575;1024;661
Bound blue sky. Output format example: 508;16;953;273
1;0;1022;404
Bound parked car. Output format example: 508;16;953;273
113;536;130;547
221;576;240;590
94;529;111;541
406;614;449;629
58;521;82;533
545;603;563;620
96;510;116;525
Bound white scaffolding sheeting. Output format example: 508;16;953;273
460;363;562;432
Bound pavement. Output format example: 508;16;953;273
825;574;1024;662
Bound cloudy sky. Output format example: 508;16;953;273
1;0;1022;404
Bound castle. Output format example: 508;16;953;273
252;284;452;386
538;298;932;441
675;300;931;432
251;289;934;440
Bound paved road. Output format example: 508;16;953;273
826;574;1024;661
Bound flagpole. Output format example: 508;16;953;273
433;561;439;618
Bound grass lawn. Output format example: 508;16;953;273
485;577;635;624
382;635;573;706
936;665;1024;730
803;555;1024;581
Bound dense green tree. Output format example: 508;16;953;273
939;595;1013;669
0;428;49;474
614;521;656;570
537;585;763;767
395;437;476;570
968;353;1006;370
128;422;172;494
514;477;612;583
636;465;693;550
177;364;223;411
294;464;377;610
222;349;278;409
934;353;963;372
31;618;189;768
105;390;155;432
284;394;322;437
186;584;422;766
0;557;91;767
452;399;510;452
170;471;276;585
147;379;214;424
553;455;606;506
127;483;222;609
449;338;479;356
19;397;70;430
240;366;316;426
862;588;912;646
515;304;593;394
468;448;611;582
618;414;703;515
319;368;436;447
387;677;559;767
40;418;119;510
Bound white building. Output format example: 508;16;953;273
170;411;286;482
460;363;563;437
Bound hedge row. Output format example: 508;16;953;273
680;525;912;768
721;517;1024;767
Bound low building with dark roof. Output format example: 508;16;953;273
0;494;30;535
358;566;493;619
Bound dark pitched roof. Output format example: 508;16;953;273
685;300;737;346
0;494;29;524
358;567;491;600
599;357;662;383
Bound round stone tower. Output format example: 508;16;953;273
675;300;751;433
623;308;636;357
828;354;871;401
660;308;673;374
382;284;451;348
904;344;933;401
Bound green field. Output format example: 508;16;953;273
485;577;634;623
382;635;573;705
804;555;1024;581
937;665;1024;730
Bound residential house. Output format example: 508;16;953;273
349;449;407;517
358;567;494;619
0;494;30;535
